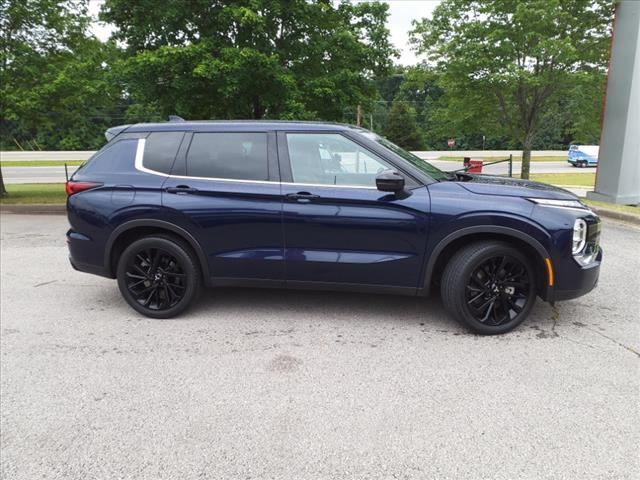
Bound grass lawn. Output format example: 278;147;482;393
0;160;85;167
0;183;66;204
527;173;596;187
583;199;640;216
437;155;566;162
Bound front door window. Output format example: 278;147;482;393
286;133;393;187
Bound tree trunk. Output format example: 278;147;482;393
521;144;532;180
252;97;264;119
0;167;7;197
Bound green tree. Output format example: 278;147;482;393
410;0;612;178
374;65;406;103
1;0;83;193
1;0;122;151
384;98;424;150
562;72;607;145
101;0;397;121
396;66;443;149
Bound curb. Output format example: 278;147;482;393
1;203;638;225
0;204;66;215
589;206;640;226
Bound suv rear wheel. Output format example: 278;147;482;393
116;235;201;318
441;241;537;334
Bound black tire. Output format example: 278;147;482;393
440;241;537;335
116;234;201;318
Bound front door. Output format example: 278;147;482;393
278;132;430;290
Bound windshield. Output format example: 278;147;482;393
359;131;449;181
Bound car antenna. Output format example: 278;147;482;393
168;115;185;122
64;162;69;182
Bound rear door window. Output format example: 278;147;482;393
185;132;268;181
143;132;184;174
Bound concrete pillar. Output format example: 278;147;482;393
588;1;640;205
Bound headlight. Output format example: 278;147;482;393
529;198;587;210
572;218;587;254
572;218;600;266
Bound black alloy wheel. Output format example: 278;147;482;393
117;235;200;318
125;248;186;310
441;241;537;334
465;255;531;326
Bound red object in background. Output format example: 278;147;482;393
447;138;455;148
467;160;483;173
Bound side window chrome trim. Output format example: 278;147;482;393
135;145;275;184
134;137;376;189
169;173;278;185
134;138;170;177
280;181;377;190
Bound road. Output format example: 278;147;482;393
1;214;638;479
2;165;78;184
2;161;592;183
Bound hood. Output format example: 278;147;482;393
457;174;578;200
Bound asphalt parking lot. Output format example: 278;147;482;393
1;213;638;479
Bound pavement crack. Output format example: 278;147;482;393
531;305;561;339
33;280;57;288
559;336;597;350
583;326;640;358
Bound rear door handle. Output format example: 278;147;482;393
166;185;198;195
285;192;320;203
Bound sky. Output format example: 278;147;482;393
87;0;440;65
378;0;440;64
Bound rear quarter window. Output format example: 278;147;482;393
80;139;139;175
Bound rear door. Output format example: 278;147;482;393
161;130;284;284
278;131;430;290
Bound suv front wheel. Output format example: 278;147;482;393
116;235;201;318
441;241;537;334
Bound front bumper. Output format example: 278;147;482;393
550;248;602;302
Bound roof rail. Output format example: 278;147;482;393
168;115;185;122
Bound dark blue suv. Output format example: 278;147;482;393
67;120;602;334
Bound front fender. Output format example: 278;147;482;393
419;212;553;298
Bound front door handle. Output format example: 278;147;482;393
286;192;320;203
166;185;198;195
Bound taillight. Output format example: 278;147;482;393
65;181;102;196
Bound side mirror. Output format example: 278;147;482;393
376;170;405;193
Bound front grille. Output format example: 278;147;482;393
586;216;601;246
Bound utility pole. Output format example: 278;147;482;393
356;105;361;127
588;1;640;204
